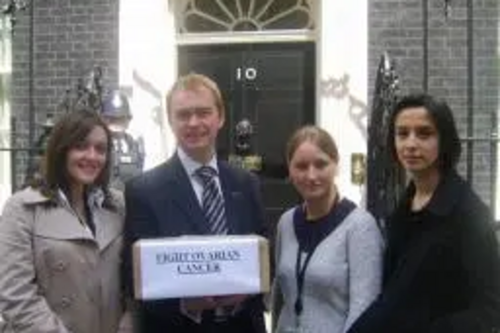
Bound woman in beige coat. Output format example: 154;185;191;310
0;110;125;333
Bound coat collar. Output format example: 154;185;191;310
20;186;106;209
402;170;465;217
21;187;122;250
18;187;51;204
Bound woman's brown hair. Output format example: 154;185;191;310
34;109;115;207
286;125;339;164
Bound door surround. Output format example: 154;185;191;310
176;30;316;46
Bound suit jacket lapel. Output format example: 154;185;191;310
167;155;210;234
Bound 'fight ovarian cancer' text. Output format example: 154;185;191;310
155;250;242;275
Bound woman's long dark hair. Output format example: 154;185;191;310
387;93;462;174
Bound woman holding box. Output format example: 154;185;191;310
272;125;383;333
0;110;125;333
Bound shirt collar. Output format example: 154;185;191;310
177;147;219;178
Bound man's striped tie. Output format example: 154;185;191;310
196;166;228;235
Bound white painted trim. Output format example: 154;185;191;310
315;0;323;127
176;30;315;45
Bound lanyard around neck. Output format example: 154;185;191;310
293;196;355;318
294;241;320;317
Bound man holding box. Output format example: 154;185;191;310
123;73;268;333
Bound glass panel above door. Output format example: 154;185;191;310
175;0;315;33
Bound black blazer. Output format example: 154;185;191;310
348;171;500;333
122;154;268;333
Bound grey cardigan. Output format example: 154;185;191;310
272;203;384;333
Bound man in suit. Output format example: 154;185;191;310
123;73;268;333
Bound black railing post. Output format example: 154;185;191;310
490;112;498;219
422;0;428;92
27;0;34;171
9;116;16;192
466;0;474;183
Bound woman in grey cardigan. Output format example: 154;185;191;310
272;125;383;333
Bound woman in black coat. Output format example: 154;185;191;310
348;93;500;333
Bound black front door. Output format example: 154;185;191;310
178;42;315;237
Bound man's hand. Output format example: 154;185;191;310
182;297;218;312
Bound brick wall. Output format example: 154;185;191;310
369;0;499;208
11;0;119;189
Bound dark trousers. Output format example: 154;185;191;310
137;308;266;333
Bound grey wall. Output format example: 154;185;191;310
369;0;499;208
11;0;119;188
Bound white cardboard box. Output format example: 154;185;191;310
132;235;270;300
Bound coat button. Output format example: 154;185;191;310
60;297;72;308
54;261;67;272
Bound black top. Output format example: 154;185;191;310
347;170;500;333
293;197;356;252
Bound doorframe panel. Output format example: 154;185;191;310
177;30;315;46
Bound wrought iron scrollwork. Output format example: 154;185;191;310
366;52;405;224
59;66;104;115
1;0;29;32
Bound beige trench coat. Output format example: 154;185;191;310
0;187;124;333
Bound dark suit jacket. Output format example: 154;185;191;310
122;154;268;333
347;171;500;333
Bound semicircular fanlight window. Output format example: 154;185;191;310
177;0;315;33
